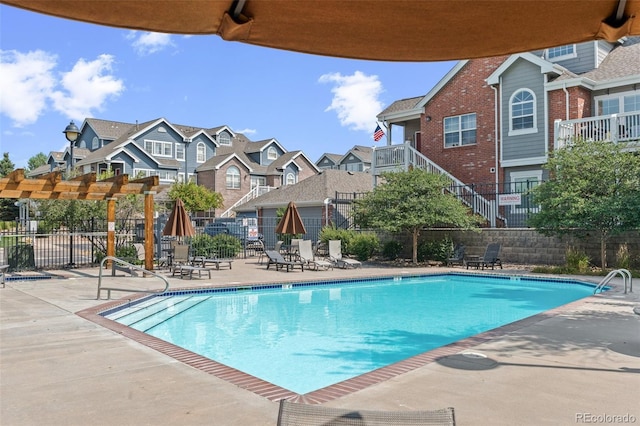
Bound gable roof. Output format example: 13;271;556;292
235;169;373;211
339;145;373;164
486;52;564;85
316;153;342;165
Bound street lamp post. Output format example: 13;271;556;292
63;121;80;268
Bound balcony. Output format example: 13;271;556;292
554;112;640;149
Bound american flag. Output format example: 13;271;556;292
373;124;384;142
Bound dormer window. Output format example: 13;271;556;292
546;45;576;61
219;133;231;146
267;146;278;160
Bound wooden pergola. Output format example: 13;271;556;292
0;169;160;270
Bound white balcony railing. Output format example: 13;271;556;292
554;112;640;149
219;185;275;218
371;143;499;227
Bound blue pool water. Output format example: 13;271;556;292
105;273;595;394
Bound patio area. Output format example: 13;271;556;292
1;260;638;425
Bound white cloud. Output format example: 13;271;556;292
319;71;384;132
1;50;124;127
0;50;57;127
127;31;174;55
50;54;125;120
235;128;257;136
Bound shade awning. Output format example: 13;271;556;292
2;0;639;61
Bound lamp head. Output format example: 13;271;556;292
63;120;80;142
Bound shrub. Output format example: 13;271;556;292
417;237;453;262
615;244;630;270
190;234;217;257
565;246;590;273
350;233;379;261
210;234;242;258
319;226;356;254
382;240;404;260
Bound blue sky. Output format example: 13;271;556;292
0;4;456;169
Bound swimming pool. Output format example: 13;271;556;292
101;273;596;395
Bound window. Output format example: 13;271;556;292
92;137;99;150
226;166;240;189
546;45;575;61
267;146;278;160
144;140;172;157
196;142;206;163
175;143;185;161
218;133;231;145
598;98;620;116
251;176;266;189
444;113;476;147
285;172;296;185
133;168;176;182
510;89;536;134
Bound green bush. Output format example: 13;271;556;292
190;234;217;257
319;226;356;254
417;237;453;262
350;232;379;261
382;240;404;260
615;244;630;269
210;234;242;258
565;246;590;273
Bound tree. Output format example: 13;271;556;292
26;152;47;173
353;168;480;264
0;152;14;177
529;139;640;269
0;153;18;221
167;181;223;213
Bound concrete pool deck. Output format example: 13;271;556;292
1;260;638;425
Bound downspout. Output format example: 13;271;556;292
492;82;500;228
562;83;569;119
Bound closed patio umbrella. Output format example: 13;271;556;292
2;1;639;61
162;198;196;237
275;201;307;236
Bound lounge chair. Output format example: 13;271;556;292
265;250;304;272
277;400;456;426
329;240;362;269
466;242;502;270
298;240;333;271
446;244;465;267
170;244;191;275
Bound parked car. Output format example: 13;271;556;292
203;222;262;244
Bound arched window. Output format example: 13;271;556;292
197;142;206;162
285;172;296;185
510;89;536;134
267;146;278;160
226;166;240;189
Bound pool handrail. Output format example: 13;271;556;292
594;268;632;294
97;256;170;300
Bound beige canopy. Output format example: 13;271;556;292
2;0;638;61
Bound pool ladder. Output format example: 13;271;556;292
594;268;633;294
97;256;170;300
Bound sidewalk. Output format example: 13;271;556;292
1;259;638;425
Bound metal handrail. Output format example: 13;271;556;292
594;268;632;294
97;256;170;300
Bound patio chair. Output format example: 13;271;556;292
466;242;502;270
329;240;362;269
0;264;8;288
446;244;465;267
265;250;304;272
298;240;333;271
170;244;191;275
277;400;456;426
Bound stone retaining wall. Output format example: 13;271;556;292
416;228;640;267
